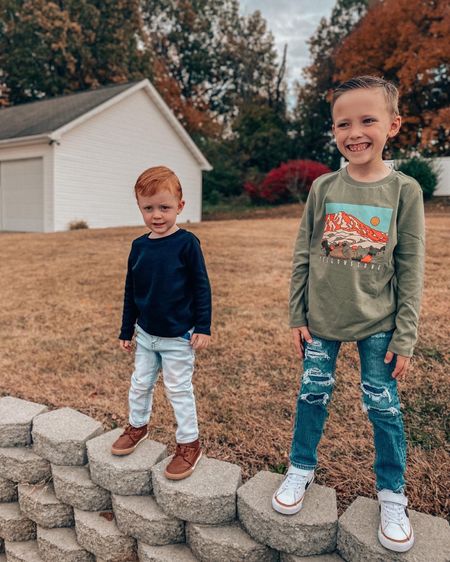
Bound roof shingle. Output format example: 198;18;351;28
0;82;137;141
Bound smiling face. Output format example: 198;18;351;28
332;88;401;176
137;190;185;238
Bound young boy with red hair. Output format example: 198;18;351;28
112;166;211;481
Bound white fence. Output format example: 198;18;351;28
340;156;450;196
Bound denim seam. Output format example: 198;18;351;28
289;458;316;471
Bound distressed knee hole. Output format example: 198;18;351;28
361;383;400;415
361;383;392;403
303;368;335;386
304;344;331;360
300;392;329;406
362;402;400;416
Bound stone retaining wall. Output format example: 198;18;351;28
0;396;449;562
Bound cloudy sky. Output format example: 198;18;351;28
240;0;336;88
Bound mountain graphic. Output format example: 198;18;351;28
323;211;388;244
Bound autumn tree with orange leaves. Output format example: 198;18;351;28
334;0;450;155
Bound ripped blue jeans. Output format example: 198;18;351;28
290;330;406;492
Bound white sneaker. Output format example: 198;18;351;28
272;466;314;515
378;489;414;552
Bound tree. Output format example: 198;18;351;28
291;0;368;168
0;0;152;105
142;1;285;135
201;96;291;200
142;1;290;194
234;97;288;171
333;0;450;156
244;159;332;204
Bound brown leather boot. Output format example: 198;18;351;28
111;424;148;456
164;439;202;480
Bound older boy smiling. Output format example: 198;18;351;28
272;77;424;554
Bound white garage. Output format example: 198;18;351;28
0;80;212;232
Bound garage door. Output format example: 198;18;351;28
0;158;44;232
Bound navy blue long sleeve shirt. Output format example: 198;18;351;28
119;229;212;340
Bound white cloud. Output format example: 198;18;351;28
240;0;336;91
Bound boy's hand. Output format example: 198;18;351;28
119;339;133;353
384;351;410;380
190;333;210;350
292;326;313;359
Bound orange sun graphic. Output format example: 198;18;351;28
370;216;380;226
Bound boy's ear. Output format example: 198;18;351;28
388;115;402;138
177;200;185;214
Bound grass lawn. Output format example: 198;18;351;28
0;208;448;518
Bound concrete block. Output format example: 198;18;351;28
237;471;337;556
0;447;51;484
138;543;197;562
112;494;184;546
152;456;242;524
338;496;450;562
0;476;17;502
18;483;74;528
0;503;36;541
87;429;167;496
74;508;137;562
32;408;103;466
37;526;95;562
52;464;112;511
281;553;344;561
4;540;43;562
0;397;48;448
187;521;278;562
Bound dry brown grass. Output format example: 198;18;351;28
0;210;448;519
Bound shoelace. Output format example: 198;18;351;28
176;444;196;464
124;424;145;440
279;472;308;494
382;501;407;526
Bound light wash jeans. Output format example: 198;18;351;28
290;330;407;493
128;324;198;443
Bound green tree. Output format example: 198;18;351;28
291;0;368;168
0;0;152;105
143;1;285;131
233;98;290;175
143;1;290;196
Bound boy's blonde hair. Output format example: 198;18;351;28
332;75;399;116
134;166;183;200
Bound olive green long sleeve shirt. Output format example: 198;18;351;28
289;167;425;357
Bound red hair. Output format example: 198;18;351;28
134;166;183;200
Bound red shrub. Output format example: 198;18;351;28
245;160;332;204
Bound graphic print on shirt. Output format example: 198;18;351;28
321;202;393;265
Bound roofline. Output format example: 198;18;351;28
52;79;213;171
0;133;55;148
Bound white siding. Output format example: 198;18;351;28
433;156;450;196
340;157;450;196
0;143;54;232
54;89;203;231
